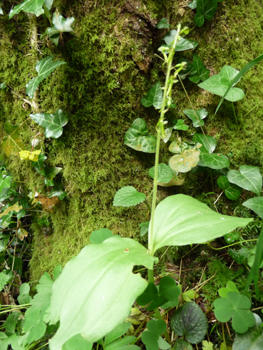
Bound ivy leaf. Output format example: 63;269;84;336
141;82;163;109
30;109;68;138
9;0;45;19
2;121;25;157
163;30;198;51
194;0;219;27
26;55;66;98
124;118;156;153
171;302;208;344
113;186;145;207
148;164;173;183
198;66;245;102
173;119;189;131
156;18;170;29
42;11;75;46
89;229;113;244
217;176;242;200
227;166;262;196
193;133;217;154
189;54;210;83
214;291;255;333
31;154;62;186
183;108;208;128
243;197;263;219
198;153;230;170
169;148;200;173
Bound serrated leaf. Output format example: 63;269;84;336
217;176;242;200
2;121;24;157
148;164;173;183
156;18;170;28
30;109;68;138
198;153;230;170
89;228;113;244
189;54;209;83
183;108;208;128
26;55;66;98
171;301;208;344
141;82;163;109
124;118;156;153
194;0;219;27
198;65;245;102
173;119;189;131
243;197;263;219
30;272;53;312
193;133;217;154
169;148;200;173
113;186;145;207
232;314;263;350
163;30;198;51
227;166;262;196
9;0;45;19
48;236;157;349
150;194;252;253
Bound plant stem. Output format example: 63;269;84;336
232;102;238;124
43;4;52;26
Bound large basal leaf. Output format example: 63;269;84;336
169;149;200;173
150;194;252;253
48;236;157;350
194;0;219;27
232;314;263;350
9;0;45;19
30;109;68;138
113;186;146;207
198;66;245;102
198;153;230;169
62;334;93;350
141;82;163;109
193;133;217;154
243;197;263;219
227;166;262;196
171;301;207;344
183;108;208;128
26;55;66;98
217;175;242;200
124;118;156;153
188;54;209;83
163;30;198;51
2;121;25;157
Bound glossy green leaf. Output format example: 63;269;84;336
156;18;170;29
193;133;217;154
189;54;209;83
243;197;263;219
9;0;45;19
150;194;252;253
171;301;208;344
48;236;157;349
89;228;113;244
183;108;208;127
113;186;145;207
124;118;156;153
62;334;93;350
148;164;173;183
198;153;230;169
227;166;262;195
141;82;163;109
194;0;219;27
232;314;263;350
224;231;240;244
30;109;68;138
173;119;189;131
2;121;24;157
217;176;242;200
174;339;193;350
198;66;245;102
169;148;200;173
26;55;66;98
228;248;247;264
164;30;198;51
214;291;255;333
42;12;75;46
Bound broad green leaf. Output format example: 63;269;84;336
243;197;263;219
104;322;131;346
148;164;173;183
174;339;193;350
0;272;10;291
150;194;252;253
30;110;68;138
3;312;20;335
193;133;217;154
156;18;170;29
218;281;238;298
202;341;214;350
48;236;157;349
113;186;145;207
62;334;93;350
227;166;262;196
163;30;198;51
198;153;230;170
159;276;181;301
30;272;53;311
42;12;75;46
198;66;245;102
194;0;219;27
173;119;189;131
136;283;158;306
2;121;25;157
171;302;207;344
124;118;156;153
214;291;255;333
89;228;113;244
217;176;242;200
169;148;200;173
189;54;209;83
232;314;263;350
105;336;139;350
26;55;66;98
23;309;47;345
141;82;163;109
142;320;166;350
9;0;45;19
44;0;53;10
183;108;208;128
139;221;149;237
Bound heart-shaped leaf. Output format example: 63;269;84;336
156;18;170;29
30;109;68;138
32;153;62;186
148;164;173;183
198;153;230;170
189;54;209;83
89;229;113;244
113;186;145;207
26;56;66;98
194;0;219;27
198;66;245;102
124;118;156;153
150;194;252;253
193;133;217;154
9;0;45;19
232;314;263;350
217;176;242;200
163;30;198;51
227;166;262;196
243;197;263;219
2;121;24;157
218;281;238;298
48;236;157;349
169;149;200;173
173;119;189;131
171;301;208;344
141;82;163;109
183;108;208;127
141;320;167;350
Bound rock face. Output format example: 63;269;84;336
0;0;263;279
